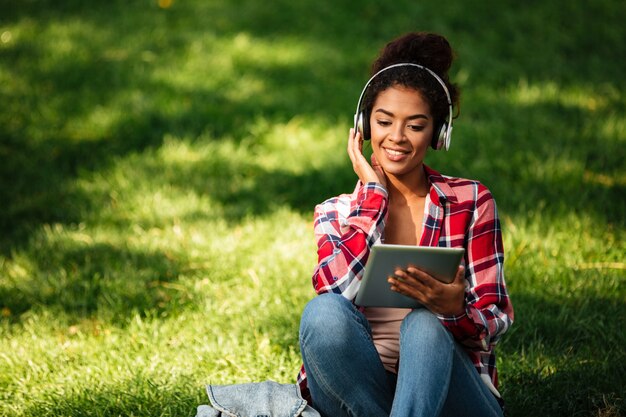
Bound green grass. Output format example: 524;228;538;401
1;0;625;416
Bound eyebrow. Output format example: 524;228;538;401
374;108;429;120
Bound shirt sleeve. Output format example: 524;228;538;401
312;182;388;301
440;184;514;351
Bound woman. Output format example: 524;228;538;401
297;32;514;417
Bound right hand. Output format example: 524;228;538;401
347;128;387;187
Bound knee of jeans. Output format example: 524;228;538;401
401;308;453;346
299;293;356;342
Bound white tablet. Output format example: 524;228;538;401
355;244;465;308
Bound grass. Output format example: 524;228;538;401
1;0;625;416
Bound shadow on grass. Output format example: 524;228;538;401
3;0;625;253
447;98;626;228
0;241;194;324
0;0;359;253
504;363;626;417
499;287;626;417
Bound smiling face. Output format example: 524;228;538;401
369;85;434;182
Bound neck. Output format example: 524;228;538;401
386;165;430;204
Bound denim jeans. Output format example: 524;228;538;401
299;293;504;417
196;381;321;417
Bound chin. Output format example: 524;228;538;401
384;162;424;178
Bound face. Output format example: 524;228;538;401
369;85;434;181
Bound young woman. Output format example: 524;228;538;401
297;32;514;417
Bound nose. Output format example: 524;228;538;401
389;122;406;142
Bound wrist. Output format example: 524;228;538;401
441;299;466;317
448;301;467;318
358;171;381;185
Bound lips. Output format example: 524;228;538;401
383;147;410;161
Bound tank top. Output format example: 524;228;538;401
364;307;412;373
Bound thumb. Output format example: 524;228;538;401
371;153;379;167
455;265;466;283
367;153;388;187
370;153;386;179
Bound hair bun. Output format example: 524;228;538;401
371;32;454;78
367;31;460;124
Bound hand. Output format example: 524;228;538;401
388;265;466;316
347;128;386;187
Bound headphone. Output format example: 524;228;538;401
353;62;454;150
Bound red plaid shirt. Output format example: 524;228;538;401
298;165;514;398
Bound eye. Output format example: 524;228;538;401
376;119;392;127
408;124;425;132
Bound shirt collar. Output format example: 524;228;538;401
424;165;458;205
352;165;458;205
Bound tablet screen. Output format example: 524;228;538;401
355;244;465;308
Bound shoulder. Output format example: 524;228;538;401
314;182;360;222
426;166;495;207
439;176;501;231
444;176;494;204
315;193;354;217
314;181;386;218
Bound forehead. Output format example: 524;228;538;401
373;86;431;114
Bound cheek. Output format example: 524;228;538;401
371;138;385;155
419;134;433;149
415;127;435;149
369;121;381;139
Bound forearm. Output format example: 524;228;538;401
312;182;388;299
440;298;513;350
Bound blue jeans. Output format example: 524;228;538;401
299;293;504;417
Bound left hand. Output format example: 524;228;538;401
388;265;467;316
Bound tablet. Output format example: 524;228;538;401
355;244;465;308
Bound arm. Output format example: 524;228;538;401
440;185;514;351
312;182;388;301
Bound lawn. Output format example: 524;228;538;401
1;0;624;416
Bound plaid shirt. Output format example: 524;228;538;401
298;165;514;399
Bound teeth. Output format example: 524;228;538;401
386;149;407;156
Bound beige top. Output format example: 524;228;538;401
364;307;412;373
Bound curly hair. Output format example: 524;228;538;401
363;32;460;132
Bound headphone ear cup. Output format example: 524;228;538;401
357;111;371;140
431;122;446;150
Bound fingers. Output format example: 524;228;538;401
347;128;380;185
388;264;467;316
347;128;362;163
388;267;432;292
353;128;363;154
370;152;383;176
354;128;363;154
347;128;387;186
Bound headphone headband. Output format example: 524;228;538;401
353;62;454;150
